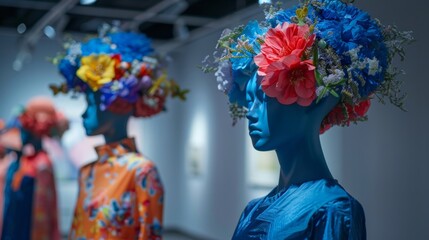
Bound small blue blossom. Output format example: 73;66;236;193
230;20;267;75
58;58;78;89
80;38;112;56
109;32;154;62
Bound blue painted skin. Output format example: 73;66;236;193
232;74;367;239
246;74;337;188
82;91;131;143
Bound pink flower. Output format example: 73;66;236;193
261;54;317;106
254;22;315;76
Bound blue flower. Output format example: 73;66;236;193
228;21;266;106
99;75;140;110
58;58;78;88
268;6;297;27
109;32;154;62
230;20;267;75
80;38;112;56
314;0;387;97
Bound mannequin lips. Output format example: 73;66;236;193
248;124;261;134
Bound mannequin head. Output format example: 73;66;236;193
82;91;131;142
16;97;69;153
246;74;339;151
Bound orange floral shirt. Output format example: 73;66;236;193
69;138;164;240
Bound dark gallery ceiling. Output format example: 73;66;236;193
0;0;263;70
0;0;259;40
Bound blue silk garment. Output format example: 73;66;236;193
1;158;35;240
233;179;366;239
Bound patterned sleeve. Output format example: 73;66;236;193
135;162;164;240
309;198;366;240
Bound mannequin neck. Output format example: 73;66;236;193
102;120;129;144
275;127;333;192
21;129;43;152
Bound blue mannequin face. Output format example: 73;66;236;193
82;91;113;136
246;75;310;151
82;91;131;142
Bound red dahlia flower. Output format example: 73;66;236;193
261;55;317;106
254;22;315;77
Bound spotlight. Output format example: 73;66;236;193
43;25;56;39
80;0;97;5
17;23;27;34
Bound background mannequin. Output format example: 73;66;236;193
51;26;187;240
82;91;130;144
1;97;66;240
68;90;164;239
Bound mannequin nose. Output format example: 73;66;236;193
246;99;261;122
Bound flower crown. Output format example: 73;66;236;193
11;97;69;138
50;24;189;118
202;0;413;132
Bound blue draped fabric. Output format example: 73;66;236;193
1;159;35;240
233;179;366;239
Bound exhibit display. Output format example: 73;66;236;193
0;0;425;238
1;97;68;240
202;0;412;238
51;24;188;239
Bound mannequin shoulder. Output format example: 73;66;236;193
119;152;157;171
309;196;366;238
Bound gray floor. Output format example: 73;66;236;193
165;232;199;240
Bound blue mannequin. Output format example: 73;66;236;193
82;91;131;143
232;75;366;239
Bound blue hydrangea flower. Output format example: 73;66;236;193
109;32;154;62
228;21;267;106
58;58;78;89
230;21;267;74
80;38;112;56
268;6;297;27
315;0;387;96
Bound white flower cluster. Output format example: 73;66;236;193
64;42;82;66
316;69;345;97
347;47;382;76
215;60;233;94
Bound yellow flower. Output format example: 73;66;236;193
76;54;116;91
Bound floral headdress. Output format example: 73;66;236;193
13;97;69;138
202;0;413;132
50;24;189;118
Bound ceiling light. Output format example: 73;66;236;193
17;23;27;34
80;0;97;5
258;0;271;4
43;25;56;39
